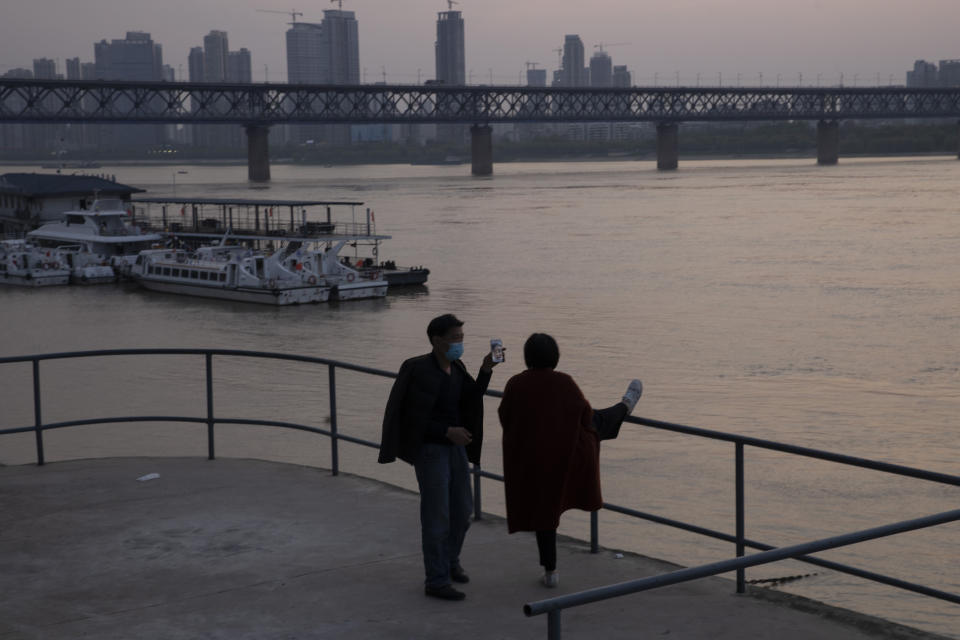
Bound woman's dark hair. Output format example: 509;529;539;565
524;333;560;369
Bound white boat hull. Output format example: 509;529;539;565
331;280;388;300
135;277;330;305
0;272;70;287
71;265;116;285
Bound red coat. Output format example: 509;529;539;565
497;369;602;533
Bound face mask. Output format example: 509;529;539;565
444;342;464;361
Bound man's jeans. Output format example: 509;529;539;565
413;443;473;588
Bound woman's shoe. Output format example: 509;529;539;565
542;571;559;588
621;379;643;414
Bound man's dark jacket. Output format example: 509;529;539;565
378;353;492;465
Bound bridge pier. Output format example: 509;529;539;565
817;120;839;166
656;123;679;171
471;124;493;176
245;124;271;182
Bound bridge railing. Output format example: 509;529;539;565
1;347;958;622
4;80;960;123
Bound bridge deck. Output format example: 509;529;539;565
0;457;946;640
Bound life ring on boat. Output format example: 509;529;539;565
42;263;51;270
307;275;317;285
346;272;355;282
268;278;277;289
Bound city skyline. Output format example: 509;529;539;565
3;0;960;86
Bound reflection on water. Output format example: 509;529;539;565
1;157;958;636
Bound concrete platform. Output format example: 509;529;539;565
0;458;948;640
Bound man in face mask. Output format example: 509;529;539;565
379;313;499;601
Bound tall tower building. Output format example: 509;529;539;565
188;47;205;82
612;65;631;88
589;50;613;87
435;10;465;85
92;32;166;150
561;35;585;87
286;22;324;84
203;31;229;82
227;49;252;83
321;9;360;85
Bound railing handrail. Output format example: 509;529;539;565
2;346;958;635
1;347;956;487
525;507;960;617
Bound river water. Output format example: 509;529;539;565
1;157;958;636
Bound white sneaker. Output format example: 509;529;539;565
542;571;559;588
621;379;643;414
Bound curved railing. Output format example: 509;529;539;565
2;348;958;635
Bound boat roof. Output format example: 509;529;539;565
0;173;144;197
166;232;391;242
133;197;364;207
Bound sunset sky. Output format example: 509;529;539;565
2;0;958;86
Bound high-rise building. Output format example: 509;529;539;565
65;58;81;80
589;50;613;87
906;60;937;87
321;10;360;85
285;12;359;145
286;22;323;84
94;32;164;81
612;65;631;88
32;58;57;79
938;60;960;86
527;68;547;87
203;31;229;82
188;47;205;82
227;49;252;83
434;10;466;144
435;10;465;85
561;35;586;87
90;32;166;151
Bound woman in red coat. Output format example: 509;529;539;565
497;333;642;588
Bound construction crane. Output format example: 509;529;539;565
330;0;345;9
593;42;631;53
256;8;303;23
446;0;459;10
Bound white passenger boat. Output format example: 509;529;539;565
131;243;330;305
285;240;388;301
27;198;163;284
0;240;70;287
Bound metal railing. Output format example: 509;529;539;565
1;348;958;634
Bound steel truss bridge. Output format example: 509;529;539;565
3;79;960;124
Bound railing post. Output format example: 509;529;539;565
328;364;339;476
590;510;599;554
32;359;44;466
206;353;215;460
547;609;562;640
472;463;482;521
736;442;745;593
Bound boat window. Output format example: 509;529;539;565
190;270;199;279
219;273;226;282
171;268;180;277
66;215;86;225
162;267;171;276
200;272;209;281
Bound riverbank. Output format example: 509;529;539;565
0;457;950;640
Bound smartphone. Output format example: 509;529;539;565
490;338;505;363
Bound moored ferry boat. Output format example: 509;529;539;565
131;244;330;305
286;240;388;301
27;198;163;284
0;240;70;287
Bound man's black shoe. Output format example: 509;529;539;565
451;566;470;584
425;584;466;601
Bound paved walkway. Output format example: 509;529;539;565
0;458;948;640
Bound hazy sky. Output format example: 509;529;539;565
3;0;959;86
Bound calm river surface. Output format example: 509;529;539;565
1;157;958;636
